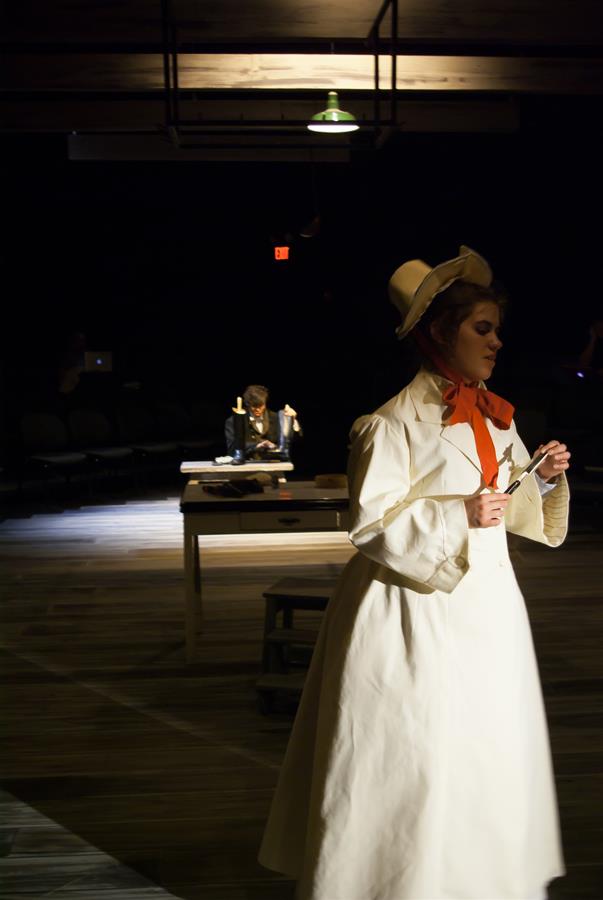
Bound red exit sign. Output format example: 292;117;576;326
274;246;290;261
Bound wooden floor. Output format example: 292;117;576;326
0;489;602;900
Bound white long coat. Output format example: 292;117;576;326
258;368;569;900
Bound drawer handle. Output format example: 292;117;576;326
278;517;302;525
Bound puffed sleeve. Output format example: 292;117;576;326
347;414;470;593
504;422;569;547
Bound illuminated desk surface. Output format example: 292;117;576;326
180;459;294;482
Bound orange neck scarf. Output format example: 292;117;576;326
413;330;514;489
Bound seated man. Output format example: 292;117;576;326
224;384;302;461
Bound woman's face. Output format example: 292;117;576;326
434;301;503;384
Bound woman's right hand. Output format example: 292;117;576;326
464;493;510;528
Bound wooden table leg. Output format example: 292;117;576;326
184;525;203;662
261;596;279;672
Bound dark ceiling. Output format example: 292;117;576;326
2;0;603;154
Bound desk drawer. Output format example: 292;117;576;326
239;509;342;532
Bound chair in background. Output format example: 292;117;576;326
115;402;180;479
19;411;89;495
68;408;134;488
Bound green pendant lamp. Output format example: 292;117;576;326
307;91;359;133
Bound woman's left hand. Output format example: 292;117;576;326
536;440;571;481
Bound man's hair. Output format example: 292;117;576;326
243;384;269;409
416;279;507;350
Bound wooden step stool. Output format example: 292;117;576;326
256;576;337;713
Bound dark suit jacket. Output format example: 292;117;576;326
224;409;281;457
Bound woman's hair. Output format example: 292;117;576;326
243;384;269;408
416;279;507;350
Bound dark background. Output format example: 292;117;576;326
2;95;602;475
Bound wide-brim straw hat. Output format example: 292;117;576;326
388;245;493;338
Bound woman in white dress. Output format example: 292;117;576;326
258;246;571;900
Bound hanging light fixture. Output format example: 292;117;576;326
307;91;359;134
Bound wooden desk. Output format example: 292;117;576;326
180;481;349;661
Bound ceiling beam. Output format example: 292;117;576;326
2;40;603;58
3;53;603;94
